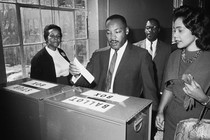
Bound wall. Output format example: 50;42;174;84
87;0;100;59
99;0;173;48
88;0;109;55
0;30;6;86
98;0;109;49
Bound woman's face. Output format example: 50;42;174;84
47;28;61;51
173;17;197;50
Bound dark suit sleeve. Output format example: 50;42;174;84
141;52;159;111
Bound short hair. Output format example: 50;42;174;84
105;14;127;27
43;24;62;41
173;5;210;50
147;18;160;28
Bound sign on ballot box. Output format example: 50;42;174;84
0;78;66;140
1;78;152;140
62;96;115;112
43;87;152;140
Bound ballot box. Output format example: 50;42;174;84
43;86;152;140
0;78;68;140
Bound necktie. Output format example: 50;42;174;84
150;41;153;52
149;41;153;57
105;50;118;92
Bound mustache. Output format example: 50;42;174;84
110;40;119;43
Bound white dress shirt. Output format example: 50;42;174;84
146;38;157;60
46;46;70;77
108;41;127;93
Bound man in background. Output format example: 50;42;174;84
134;18;172;139
134;18;172;97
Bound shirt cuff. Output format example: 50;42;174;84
71;74;81;83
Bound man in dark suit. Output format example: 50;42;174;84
70;14;159;111
133;18;172;97
133;18;171;139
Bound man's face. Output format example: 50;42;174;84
105;19;128;50
145;20;160;42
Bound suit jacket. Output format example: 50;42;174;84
75;42;159;110
30;47;72;84
133;39;171;93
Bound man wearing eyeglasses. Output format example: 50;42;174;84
133;18;172;139
134;18;172;96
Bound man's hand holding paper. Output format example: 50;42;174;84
70;57;95;84
69;61;81;77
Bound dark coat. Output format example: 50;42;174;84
75;43;159;110
30;47;72;84
133;39;172;93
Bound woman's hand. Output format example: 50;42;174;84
182;74;207;103
155;112;165;131
155;89;173;131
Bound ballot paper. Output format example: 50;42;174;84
73;57;94;83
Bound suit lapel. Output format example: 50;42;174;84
142;39;146;49
115;44;131;77
102;48;111;74
153;40;161;59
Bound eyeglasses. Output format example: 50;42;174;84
49;34;61;39
145;26;158;30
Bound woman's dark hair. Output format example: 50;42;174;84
43;24;62;42
173;5;210;50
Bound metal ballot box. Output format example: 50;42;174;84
0;78;67;140
43;86;152;140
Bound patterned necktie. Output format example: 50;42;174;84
105;50;118;92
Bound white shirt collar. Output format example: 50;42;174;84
146;38;158;48
108;40;127;93
45;46;70;77
45;46;57;56
145;39;158;59
110;40;127;54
